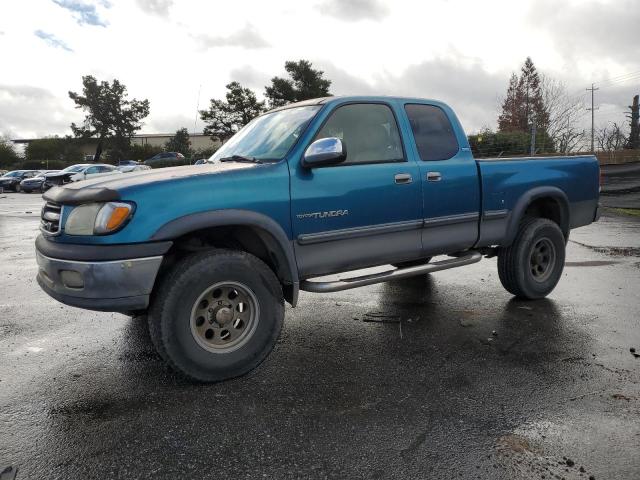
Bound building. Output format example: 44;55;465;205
12;133;220;160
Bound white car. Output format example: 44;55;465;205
43;163;122;189
117;164;152;173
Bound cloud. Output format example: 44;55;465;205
193;24;270;50
34;30;73;52
316;0;389;21
228;65;272;91
51;0;108;27
135;0;172;16
318;58;506;132
528;0;640;66
0;85;78;138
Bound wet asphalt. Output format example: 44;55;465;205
0;193;639;480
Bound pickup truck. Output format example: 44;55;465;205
35;96;600;382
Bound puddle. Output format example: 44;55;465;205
565;260;618;267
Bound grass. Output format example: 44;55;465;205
606;207;640;217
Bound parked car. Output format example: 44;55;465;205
118;160;139;166
193;159;207;165
0;170;40;192
43;163;121;190
0;169;8;176
117;164;152;173
35;96;600;383
144;152;186;167
19;170;60;193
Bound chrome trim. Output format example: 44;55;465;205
426;171;442;182
483;209;509;220
297;219;423;245
300;251;482;293
394;173;413;184
39;202;64;236
423;212;479;227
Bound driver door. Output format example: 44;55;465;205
290;102;423;278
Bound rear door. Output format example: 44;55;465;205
290;102;423;278
402;103;480;255
83;165;100;179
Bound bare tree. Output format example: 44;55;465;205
541;76;586;153
596;122;628;152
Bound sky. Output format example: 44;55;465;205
1;0;639;141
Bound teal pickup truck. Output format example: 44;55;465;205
36;96;600;382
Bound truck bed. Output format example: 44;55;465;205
475;155;600;247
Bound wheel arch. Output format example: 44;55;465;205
151;209;299;306
505;187;570;246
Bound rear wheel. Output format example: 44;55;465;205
497;217;565;299
15;184;21;193
148;249;284;382
392;257;432;269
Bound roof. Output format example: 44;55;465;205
264;95;449;114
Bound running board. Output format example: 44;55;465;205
300;251;482;293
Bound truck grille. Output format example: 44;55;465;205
40;202;63;235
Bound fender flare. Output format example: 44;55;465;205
150;209;299;306
505;186;570;245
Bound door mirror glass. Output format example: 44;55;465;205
302;137;346;168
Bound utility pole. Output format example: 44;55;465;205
586;83;599;152
530;116;537;156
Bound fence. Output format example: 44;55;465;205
592;149;640;165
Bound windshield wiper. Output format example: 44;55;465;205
219;155;263;164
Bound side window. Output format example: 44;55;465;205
405;104;459;161
314;103;404;165
85;166;99;174
99;166;114;172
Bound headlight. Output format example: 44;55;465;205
65;202;134;235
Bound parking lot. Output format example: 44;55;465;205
0;192;639;479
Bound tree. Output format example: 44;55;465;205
128;143;164;162
165;128;191;155
498;58;549;133
199;82;265;142
24;136;83;165
468;129;555;158
542;77;586;153
264;59;332;108
596;122;628;152
626;95;639;149
69;75;150;162
0;136;20;168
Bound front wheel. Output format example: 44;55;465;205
497;217;565;299
148;249;284;382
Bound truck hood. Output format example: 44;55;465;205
43;162;256;205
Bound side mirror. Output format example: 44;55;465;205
302;137;346;168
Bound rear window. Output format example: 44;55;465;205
405;104;459;161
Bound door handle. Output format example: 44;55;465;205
394;173;412;184
426;171;442;182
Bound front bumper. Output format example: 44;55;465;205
35;237;171;313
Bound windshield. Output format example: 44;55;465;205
209;105;321;162
3;171;23;177
61;165;86;173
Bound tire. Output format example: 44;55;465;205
15;184;21;193
148;249;284;382
497;217;565;299
392;257;432;269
